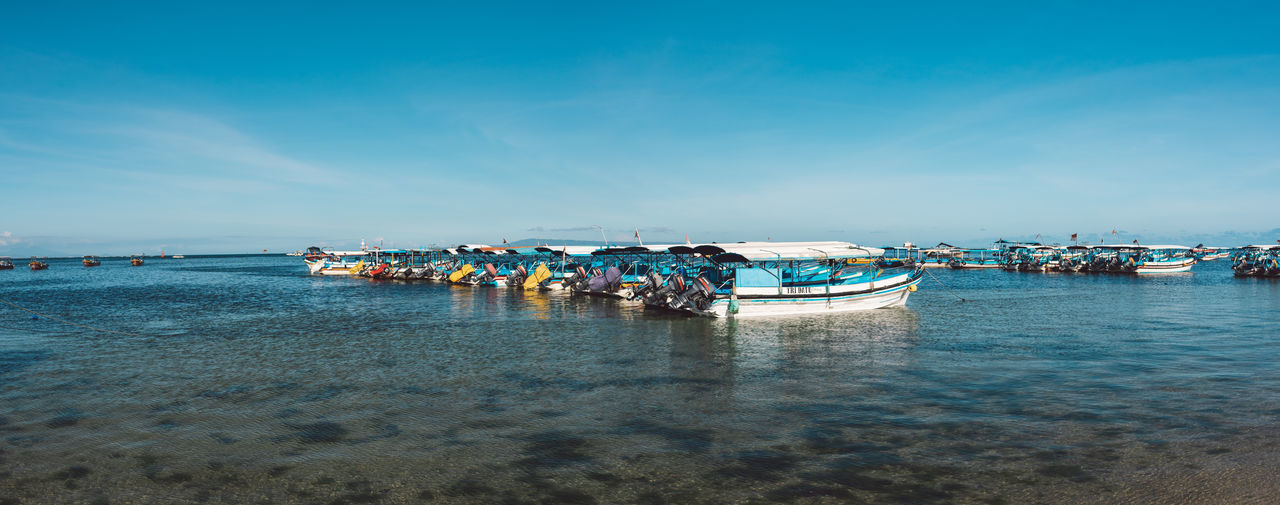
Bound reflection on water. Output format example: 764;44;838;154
0;257;1277;504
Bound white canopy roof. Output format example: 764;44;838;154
673;241;885;260
1091;244;1190;250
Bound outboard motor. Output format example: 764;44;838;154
562;266;578;288
575;266;591;291
507;264;528;287
664;275;691;309
669;276;715;315
472;263;497;284
629;271;664;301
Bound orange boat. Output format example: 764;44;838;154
29;257;49;270
130;255;145;266
83;256;101;267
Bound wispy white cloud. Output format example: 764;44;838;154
0;96;344;190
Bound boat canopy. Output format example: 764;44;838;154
670;241;885;261
592;244;684;255
533;245;601;255
1091;244;1190;250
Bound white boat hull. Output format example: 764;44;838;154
1134;258;1196;274
950;263;1002;269
318;268;355;276
704;277;919;317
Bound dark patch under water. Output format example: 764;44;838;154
0;255;1278;503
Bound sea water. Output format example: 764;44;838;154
1;256;1277;503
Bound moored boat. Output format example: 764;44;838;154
1231;245;1279;277
1191;244;1229;261
29;257;49;270
636;241;922;318
0;257;13;270
303;246;365;275
918;243;961;268
130;255;144;266
948;247;1003;269
1129;245;1196;274
1055;246;1091;272
83;255;101;267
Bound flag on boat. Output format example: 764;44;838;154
1070;233;1078;241
1112;229;1117;235
1133;239;1139;244
502;238;508;244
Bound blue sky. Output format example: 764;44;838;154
2;2;1278;255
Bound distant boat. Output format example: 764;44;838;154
948;245;1004;269
130;255;145;267
83;255;101;267
0;257;13;270
1191;244;1229;261
29;257;49;270
171;255;185;259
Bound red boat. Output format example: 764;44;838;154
29;257;49;270
130;255;145;266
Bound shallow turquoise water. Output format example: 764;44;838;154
1;256;1277;503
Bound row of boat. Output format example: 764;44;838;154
0;256;147;270
894;242;1229;274
1230;245;1280;277
302;242;924;318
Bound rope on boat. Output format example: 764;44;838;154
0;297;144;336
922;268;966;302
